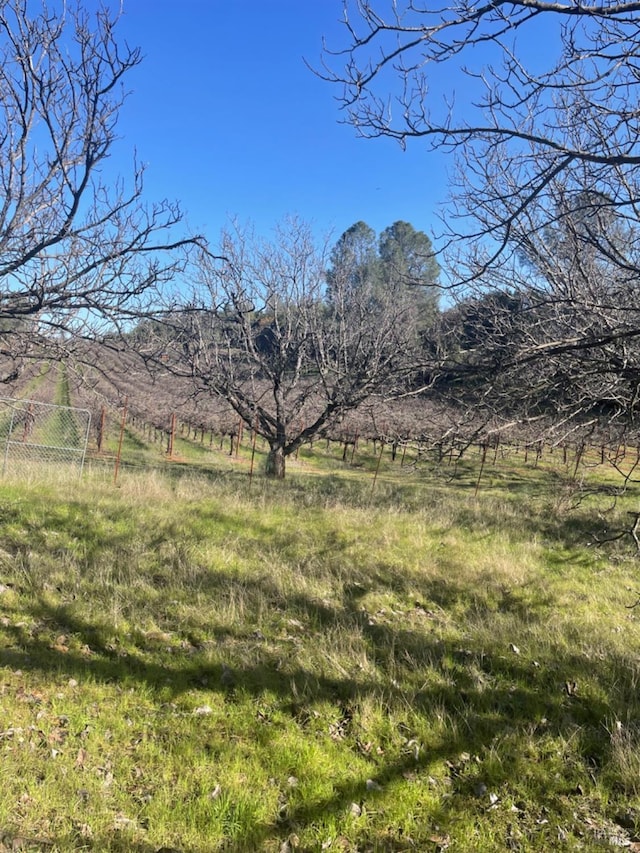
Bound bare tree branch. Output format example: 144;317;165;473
144;218;426;478
0;0;198;380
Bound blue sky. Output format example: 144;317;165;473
112;1;451;247
110;1;563;252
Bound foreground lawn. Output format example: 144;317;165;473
0;455;639;851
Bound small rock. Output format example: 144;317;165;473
113;815;138;830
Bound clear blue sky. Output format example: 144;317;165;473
112;1;451;247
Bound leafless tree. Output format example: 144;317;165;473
0;1;195;381
320;1;640;441
320;1;640;233
150;218;424;478
320;1;640;272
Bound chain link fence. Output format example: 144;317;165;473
0;396;91;477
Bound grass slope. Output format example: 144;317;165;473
0;454;639;851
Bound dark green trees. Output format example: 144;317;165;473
327;219;440;336
327;221;379;299
378;220;440;327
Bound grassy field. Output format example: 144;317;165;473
0;447;640;851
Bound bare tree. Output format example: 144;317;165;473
434;177;640;453
320;1;640;438
319;1;640;272
153;218;423;479
320;2;640;228
0;0;195;380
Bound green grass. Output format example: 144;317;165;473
0;451;639;850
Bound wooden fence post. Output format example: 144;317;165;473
475;443;488;497
371;439;385;496
351;432;359;464
97;406;106;453
249;419;258;487
114;396;128;485
236;418;243;458
166;413;176;459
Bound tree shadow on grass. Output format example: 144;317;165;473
0;484;635;850
0;569;632;851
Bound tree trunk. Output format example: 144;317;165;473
265;443;286;479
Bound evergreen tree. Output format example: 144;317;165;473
379;221;440;326
326;221;380;304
